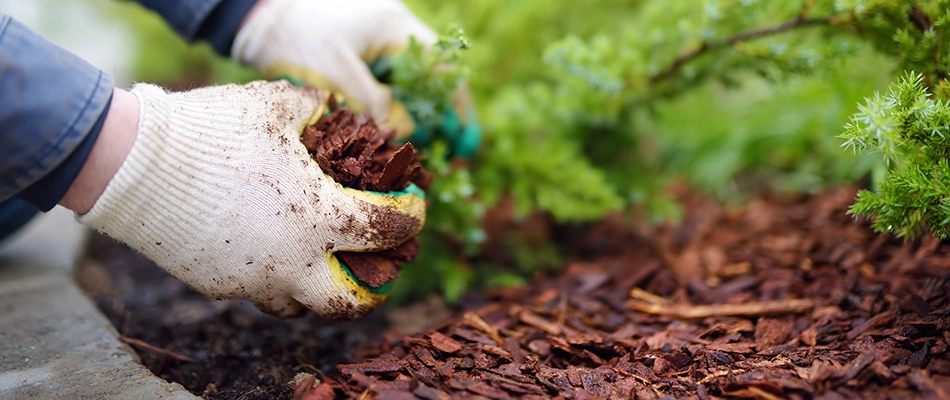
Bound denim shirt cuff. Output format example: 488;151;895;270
133;0;258;56
199;0;259;55
0;15;115;206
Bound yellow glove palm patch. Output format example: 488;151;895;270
325;253;391;306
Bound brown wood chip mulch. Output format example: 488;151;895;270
290;186;950;400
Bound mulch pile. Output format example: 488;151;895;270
301;98;431;287
285;186;950;399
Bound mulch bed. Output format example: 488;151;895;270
313;186;950;399
82;185;950;399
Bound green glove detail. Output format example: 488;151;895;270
405;107;481;159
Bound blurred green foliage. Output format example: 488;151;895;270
388;27;471;139
390;0;900;301
101;0;259;85
109;0;943;301
399;0;893;215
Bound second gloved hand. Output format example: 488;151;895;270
78;81;425;319
233;0;436;138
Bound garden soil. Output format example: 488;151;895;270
81;185;950;399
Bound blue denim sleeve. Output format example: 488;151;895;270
134;0;258;55
0;14;114;211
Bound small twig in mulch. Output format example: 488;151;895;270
628;288;816;318
462;312;505;346
118;334;196;363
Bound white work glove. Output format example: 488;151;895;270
78;81;426;319
233;0;437;138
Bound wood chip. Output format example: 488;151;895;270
99;185;950;399
338;360;403;376
302;98;431;288
431;332;463;354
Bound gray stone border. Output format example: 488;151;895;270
0;208;197;399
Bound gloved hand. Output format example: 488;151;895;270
233;0;481;158
78;81;425;319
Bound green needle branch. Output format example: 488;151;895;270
650;14;836;85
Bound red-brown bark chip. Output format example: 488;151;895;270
301;97;431;288
430;332;463;354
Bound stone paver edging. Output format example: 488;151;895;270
0;208;196;399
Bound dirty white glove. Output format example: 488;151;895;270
78;81;426;319
232;0;437;138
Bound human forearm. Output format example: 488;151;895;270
59;89;139;214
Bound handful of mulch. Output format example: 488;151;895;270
301;97;432;289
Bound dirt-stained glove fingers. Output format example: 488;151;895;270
291;253;391;320
319;186;426;252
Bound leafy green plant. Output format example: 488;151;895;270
407;0;887;225
388;27;470;139
368;28;487;302
385;0;932;300
392;0;950;299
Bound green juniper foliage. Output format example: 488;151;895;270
842;73;950;239
403;0;881;226
391;0;950;297
371;28;488;301
386;1;836;300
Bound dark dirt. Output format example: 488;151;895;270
79;233;397;400
301;97;431;288
83;185;950;399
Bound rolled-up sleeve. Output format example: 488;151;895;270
134;0;258;55
0;14;114;210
